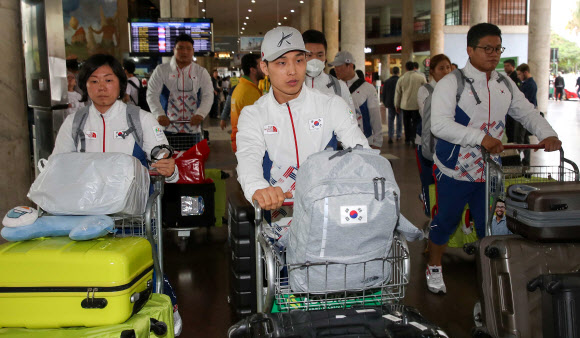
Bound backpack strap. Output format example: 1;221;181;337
349;78;366;94
496;72;514;100
72;105;91;152
127;80;139;105
423;83;434;96
453;69;481;105
326;75;342;97
421;83;436;161
121;105;144;150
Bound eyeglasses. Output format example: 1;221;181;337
176;46;194;52
474;46;506;55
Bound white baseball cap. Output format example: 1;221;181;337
261;26;309;62
328;51;355;67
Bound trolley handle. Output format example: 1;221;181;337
502;144;545;150
253;199;294;224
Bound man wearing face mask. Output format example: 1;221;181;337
302;30;355;113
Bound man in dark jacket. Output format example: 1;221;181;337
382;67;401;144
503;59;521;142
554;72;565;101
515;63;538;166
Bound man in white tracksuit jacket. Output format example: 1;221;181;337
146;33;214;142
236;27;369;234
301;30;355;114
425;23;561;294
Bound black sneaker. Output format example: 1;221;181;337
388;138;393;144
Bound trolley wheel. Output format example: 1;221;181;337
473;301;483;327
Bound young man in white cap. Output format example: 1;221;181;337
330;51;383;149
235;27;369;234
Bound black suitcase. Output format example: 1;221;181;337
528;273;580;338
506;182;580;241
228;184;257;319
162;182;216;228
228;305;448;337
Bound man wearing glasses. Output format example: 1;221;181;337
424;23;562;295
491;199;511;235
147;33;214;144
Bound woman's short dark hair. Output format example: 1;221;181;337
467;23;502;48
78;54;127;102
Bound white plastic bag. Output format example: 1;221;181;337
28;152;150;216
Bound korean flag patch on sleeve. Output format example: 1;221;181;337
309;118;323;131
340;205;367;224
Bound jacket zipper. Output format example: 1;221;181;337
100;114;106;152
0;265;153;294
286;103;300;168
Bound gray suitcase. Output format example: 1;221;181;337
470;235;580;337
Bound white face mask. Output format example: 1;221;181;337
306;59;325;77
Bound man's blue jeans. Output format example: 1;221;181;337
387;106;402;139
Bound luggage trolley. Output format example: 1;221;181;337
471;144;579;331
252;201;411;314
111;173;166;293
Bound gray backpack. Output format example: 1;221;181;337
72;105;143;152
420;83;435;161
326;75;342;97
453;68;513;105
285;146;422;293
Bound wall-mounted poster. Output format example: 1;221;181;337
63;0;120;60
240;37;263;52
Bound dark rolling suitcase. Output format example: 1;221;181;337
471;235;580;338
528;273;580;338
228;305;449;338
227;184;257;320
506;182;580;241
162;182;216;228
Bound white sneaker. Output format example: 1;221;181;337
426;265;447;294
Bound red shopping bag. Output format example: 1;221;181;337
172;139;210;184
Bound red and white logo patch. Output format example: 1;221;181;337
263;124;278;135
85;131;97;139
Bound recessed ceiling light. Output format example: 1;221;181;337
248;9;252;12
300;0;304;3
290;9;295;13
284;17;287;19
244;22;247;25
251;0;255;2
240;31;243;34
278;22;281;25
201;8;205;12
199;0;203;2
231;51;235;53
246;16;249;19
242;27;245;30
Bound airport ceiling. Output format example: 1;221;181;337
147;0;431;37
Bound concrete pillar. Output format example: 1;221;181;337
381;54;391;81
430;0;445;55
470;0;488;26
189;0;199;18
0;2;32;221
528;0;551;113
300;4;310;33
324;0;339;70
160;0;171;17
340;0;365;72
401;0;414;71
310;0;323;32
380;7;391;37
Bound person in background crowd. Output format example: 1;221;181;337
146;33;213;146
491;199;512;235
503;59;521;142
382;67;402;144
554;72;565;101
228;54;264;153
122;60;140;106
66;71;84;116
515;63;537;166
331;51;383;149
426;23;561;295
576;73;580;99
395;61;426;146
451;63;458;71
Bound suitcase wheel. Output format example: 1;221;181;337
471;327;492;338
150;318;168;336
483;246;500;259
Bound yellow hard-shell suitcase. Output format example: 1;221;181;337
0;236;153;329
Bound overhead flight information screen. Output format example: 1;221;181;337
129;18;213;56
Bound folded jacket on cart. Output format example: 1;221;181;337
1;215;114;242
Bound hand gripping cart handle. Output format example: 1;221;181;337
482;144;579;237
252;200;411;314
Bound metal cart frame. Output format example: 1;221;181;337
253;202;411;313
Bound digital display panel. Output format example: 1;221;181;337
129;18;213;56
